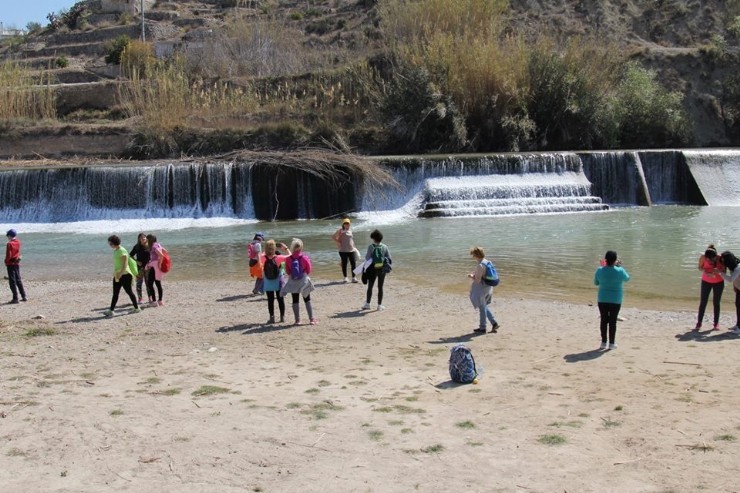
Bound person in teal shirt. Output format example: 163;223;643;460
594;250;630;350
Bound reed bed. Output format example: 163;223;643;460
0;61;56;122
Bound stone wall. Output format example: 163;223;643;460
100;0;156;14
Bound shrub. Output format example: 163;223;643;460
613;62;692;148
55;56;70;68
729;16;740;38
26;22;42;34
121;40;156;78
0;60;56;122
105;35;130;65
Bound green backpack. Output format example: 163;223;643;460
372;244;385;269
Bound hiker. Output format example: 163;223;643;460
331;218;358;283
468;246;500;334
279;238;318;325
361;229;391;311
145;234;166;306
5;229;27;304
695;244;724;331
720;251;740;335
261;239;290;324
594;250;630;349
130;233;152;304
104;235;140;317
248;232;265;295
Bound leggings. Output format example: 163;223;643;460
339;251;357;278
366;270;386;305
697;280;724;325
146;268;163;302
291;293;311;303
267;291;285;319
733;287;740;327
111;274;138;311
598;302;621;344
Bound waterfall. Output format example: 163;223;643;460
2;150;740;223
681;150;740;206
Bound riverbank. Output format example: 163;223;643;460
1;279;738;492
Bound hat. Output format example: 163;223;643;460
6;229;16;238
342;218;351;224
253;232;264;241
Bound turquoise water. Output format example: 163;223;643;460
5;206;740;310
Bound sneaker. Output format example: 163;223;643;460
362;302;371;310
732;327;740;335
728;325;739;331
157;300;164;307
149;301;158;307
8;299;19;304
693;323;702;331
267;317;275;324
377;304;385;311
21;298;27;302
103;309;114;317
132;307;141;314
351;277;359;283
599;341;608;350
490;322;500;333
309;319;318;325
343;277;349;283
280;316;285;323
712;323;720;331
137;297;143;304
608;343;618;350
294;320;302;326
473;328;487;334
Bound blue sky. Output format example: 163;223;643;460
1;1;77;29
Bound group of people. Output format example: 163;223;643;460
246;219;393;325
104;233;167;317
694;244;740;336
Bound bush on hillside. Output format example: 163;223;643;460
121;41;156;78
105;35;130;65
613;62;692;148
722;73;740;140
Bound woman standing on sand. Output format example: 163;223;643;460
361;229;391;311
130;233;152;304
696;244;724;330
145;234;166;307
594;250;630;350
468;246;500;334
332;218;358;283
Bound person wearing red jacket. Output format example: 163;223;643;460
5;229;27;304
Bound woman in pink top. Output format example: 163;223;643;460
695;244;724;330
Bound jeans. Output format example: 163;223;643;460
7;264;26;301
479;304;496;329
697;280;724;326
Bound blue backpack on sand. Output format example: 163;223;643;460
449;344;477;384
482;260;499;287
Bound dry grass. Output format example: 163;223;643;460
0;61;56;122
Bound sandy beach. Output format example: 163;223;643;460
1;277;739;492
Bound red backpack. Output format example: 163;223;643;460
160;249;172;273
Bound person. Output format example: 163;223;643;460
720;251;740;335
145;234;166;307
332;218;358;283
130;233;152;304
594;250;630;349
468;246;500;334
361;229;391;311
104;235;140;317
261;239;290;324
279;238;317;325
695;244;724;330
5;229;27;304
248;233;265;295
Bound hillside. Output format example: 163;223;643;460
0;0;738;159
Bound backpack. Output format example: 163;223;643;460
248;242;259;267
290;255;304;280
263;256;279;280
449;344;478;384
160;249;172;274
372;244;385;269
482;260;499;287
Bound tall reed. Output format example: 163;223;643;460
0;61;56;122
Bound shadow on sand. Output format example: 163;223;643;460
675;328;738;343
563;349;607;363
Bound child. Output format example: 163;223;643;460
248;233;265;295
468;246;500;334
279;238;317;325
261;239;290;324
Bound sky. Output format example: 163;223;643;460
1;0;77;30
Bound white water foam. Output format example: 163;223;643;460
0;217;259;235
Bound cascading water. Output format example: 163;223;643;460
682;150;740;206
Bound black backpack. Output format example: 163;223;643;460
263;257;280;280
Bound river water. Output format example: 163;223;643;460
4;205;739;310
